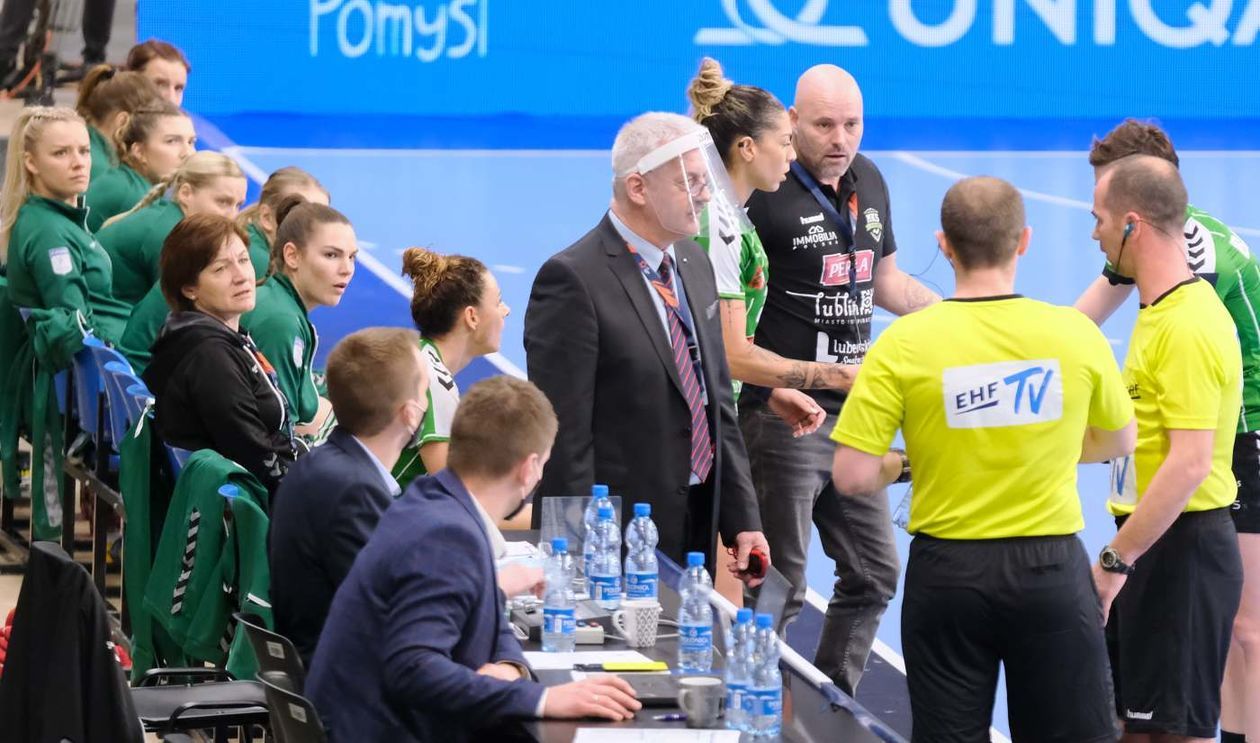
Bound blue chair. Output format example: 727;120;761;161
71;342;105;449
101;361;142;449
18;305;70;416
166;446;194;478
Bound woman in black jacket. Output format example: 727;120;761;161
142;213;297;492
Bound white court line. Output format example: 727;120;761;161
889;151;1260;239
806;587;1013;743
219;144;529;380
226;145;607;159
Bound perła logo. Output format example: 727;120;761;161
696;0;1260;48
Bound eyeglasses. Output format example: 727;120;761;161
673;173;712;198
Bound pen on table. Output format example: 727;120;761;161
652;713;687;722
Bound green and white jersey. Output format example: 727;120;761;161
1103;204;1260;432
695;215;770;399
391;337;459;488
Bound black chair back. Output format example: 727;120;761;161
234;612;307;694
259;675;328;743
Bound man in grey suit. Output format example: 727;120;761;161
525;112;768;582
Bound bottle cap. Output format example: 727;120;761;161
634;503;651;518
550;537;568;553
755;613;774;629
736;608;753;624
597;505;614;520
591;484;609;498
686;552;705;568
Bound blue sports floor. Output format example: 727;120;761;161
199;114;1260;740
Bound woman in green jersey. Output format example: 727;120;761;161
236;167;329;279
241;195;357;437
99;151;247;305
85;100;194;232
1;107;130;344
687;58;855;423
393;247;509;493
74;65;161;184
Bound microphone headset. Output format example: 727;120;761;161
1115;221;1135;273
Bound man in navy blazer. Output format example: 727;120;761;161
307;377;639;742
270;328;429;664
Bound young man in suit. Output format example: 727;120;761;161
306;376;640;742
524;112;768;581
269;327;429;664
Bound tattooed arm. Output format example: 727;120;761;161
873;253;941;316
718;299;857;390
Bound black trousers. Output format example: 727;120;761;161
0;0;116;63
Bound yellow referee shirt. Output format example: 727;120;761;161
1109;278;1241;516
832;296;1133;539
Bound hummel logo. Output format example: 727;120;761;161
800;213;825;225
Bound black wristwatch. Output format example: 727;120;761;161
891;448;911;484
1098;546;1135;575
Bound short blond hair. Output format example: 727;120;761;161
326;327;426;437
448;376;557;479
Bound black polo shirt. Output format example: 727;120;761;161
746;153;897;415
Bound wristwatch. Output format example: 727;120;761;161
891;448;911;484
1098;546;1135;575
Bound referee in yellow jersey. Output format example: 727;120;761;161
1091;155;1244;742
830;176;1136;741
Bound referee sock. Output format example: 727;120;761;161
1221;731;1245;743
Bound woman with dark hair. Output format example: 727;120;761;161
126;39;191;106
241;195;356;437
74;66;162;184
392;247;509;489
143;214;298;493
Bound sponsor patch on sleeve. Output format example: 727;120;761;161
48;246;73;276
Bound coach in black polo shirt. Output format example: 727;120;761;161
743;64;939;695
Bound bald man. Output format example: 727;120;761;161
742;64;939;694
830;177;1133;739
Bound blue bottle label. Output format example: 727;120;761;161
753;688;782;717
543;607;575;635
679;623;713;653
625;572;658;599
589;574;621;602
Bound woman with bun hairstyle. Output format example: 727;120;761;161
142;214;297;494
84;100;194;232
241;195;356;437
74;65;162;184
237;166;329;279
98;151;247;305
125;39;191;106
392;247;509;489
687;57;854;409
2;107;129;344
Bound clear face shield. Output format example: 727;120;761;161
634;129;753;240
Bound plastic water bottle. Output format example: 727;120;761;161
582;484;612;580
623;503;659;600
588;505;622;609
542;537;576;652
677;552;714;673
724;608;755;732
748;613;782;738
892;484;912;531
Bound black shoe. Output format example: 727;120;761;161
0;57;18;91
57;57;104;85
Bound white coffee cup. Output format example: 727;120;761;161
677;676;724;728
612;598;661;647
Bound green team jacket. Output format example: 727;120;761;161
88;126;115;185
97;199;184;306
142;450;271;681
5;194;130;345
85;162;151;233
117;284;168;373
241;273;318;425
245;222;272;280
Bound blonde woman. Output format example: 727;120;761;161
2;106;129;344
84;100;194;232
237;166;329;279
74;65;162;184
98;151;247;305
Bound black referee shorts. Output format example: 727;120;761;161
1232;431;1260;533
1107;507;1242;738
902;534;1116;743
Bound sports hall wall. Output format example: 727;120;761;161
138;1;1259;120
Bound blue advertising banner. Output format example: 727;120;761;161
140;1;1258;119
